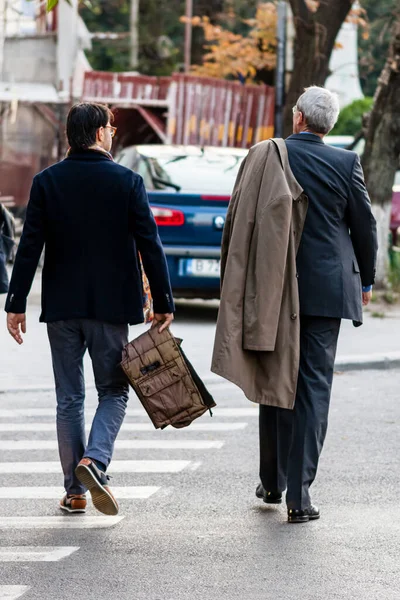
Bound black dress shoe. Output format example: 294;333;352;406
287;505;320;523
255;483;282;504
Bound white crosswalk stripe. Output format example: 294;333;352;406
0;422;247;432
0;439;224;451
0;407;257;418
0;487;159;499
0;516;124;529
0;400;243;595
0;547;79;562
0;460;191;474
0;586;29;599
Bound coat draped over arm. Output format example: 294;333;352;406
211;139;308;410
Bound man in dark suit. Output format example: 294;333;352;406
5;103;174;516
257;86;378;523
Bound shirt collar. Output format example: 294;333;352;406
64;148;114;162
286;133;325;144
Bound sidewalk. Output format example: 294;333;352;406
1;270;400;392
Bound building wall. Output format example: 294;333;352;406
2;35;57;86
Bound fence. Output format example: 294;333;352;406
82;71;275;149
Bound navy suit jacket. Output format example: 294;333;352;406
5;149;174;324
285;133;377;324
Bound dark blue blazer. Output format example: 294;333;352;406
285;133;377;324
5;149;174;324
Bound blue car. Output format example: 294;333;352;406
115;145;247;299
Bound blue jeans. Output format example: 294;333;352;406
47;319;129;495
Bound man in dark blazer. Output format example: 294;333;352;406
257;86;378;523
5;102;174;516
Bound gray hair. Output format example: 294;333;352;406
295;86;340;134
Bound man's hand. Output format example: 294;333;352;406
362;291;372;306
7;313;26;345
152;313;174;333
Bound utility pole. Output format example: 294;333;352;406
0;0;6;80
184;0;193;73
274;1;287;137
130;0;139;70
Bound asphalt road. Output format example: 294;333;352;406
0;361;399;600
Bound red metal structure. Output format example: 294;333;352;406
82;71;275;151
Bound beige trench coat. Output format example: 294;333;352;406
211;138;308;410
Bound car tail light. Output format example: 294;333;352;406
151;206;185;226
201;195;231;202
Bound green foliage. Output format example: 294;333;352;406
50;0;397;91
45;0;71;10
137;0;184;75
80;0;131;72
80;0;185;74
80;0;129;32
332;97;374;136
47;0;60;10
358;0;398;96
67;0;263;74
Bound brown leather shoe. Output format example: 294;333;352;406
75;458;119;516
60;494;87;513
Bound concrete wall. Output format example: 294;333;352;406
3;35;57;86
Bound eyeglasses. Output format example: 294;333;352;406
292;105;298;115
105;125;117;138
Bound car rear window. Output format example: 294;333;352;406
145;152;245;195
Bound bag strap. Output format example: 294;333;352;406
270;137;290;172
270;137;304;201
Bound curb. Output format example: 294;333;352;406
334;352;400;372
204;352;400;384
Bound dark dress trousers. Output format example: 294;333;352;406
5;149;174;323
259;133;378;510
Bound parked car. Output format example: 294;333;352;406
324;135;354;148
115;145;247;299
116;140;400;301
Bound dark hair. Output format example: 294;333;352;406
66;102;114;151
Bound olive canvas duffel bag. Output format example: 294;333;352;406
121;326;216;429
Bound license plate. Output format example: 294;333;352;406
181;258;221;278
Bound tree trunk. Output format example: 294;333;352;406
361;16;400;288
284;0;353;136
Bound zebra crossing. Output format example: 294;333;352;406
0;390;255;598
0;421;248;432
0;587;29;599
0;439;224;451
0;547;79;562
0;516;125;529
0;487;159;499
